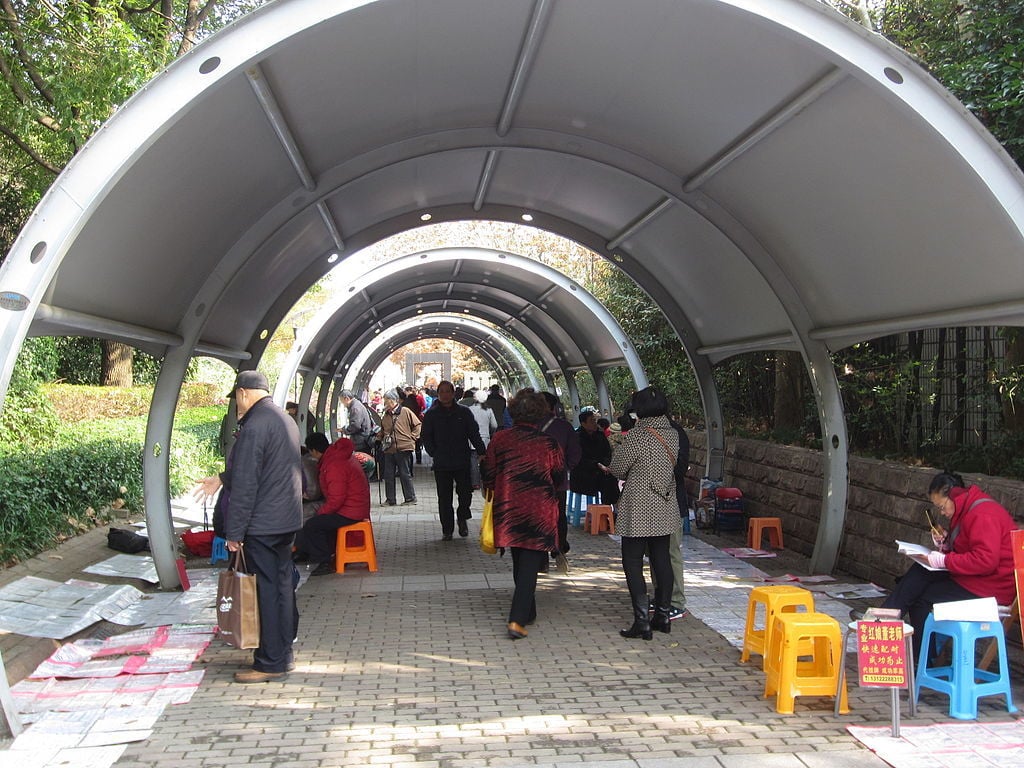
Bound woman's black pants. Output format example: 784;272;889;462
621;534;673;613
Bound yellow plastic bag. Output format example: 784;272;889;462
480;490;497;554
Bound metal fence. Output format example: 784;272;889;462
898;326;1006;449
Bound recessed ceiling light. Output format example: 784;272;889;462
521;213;533;222
420;213;432;221
327;252;339;264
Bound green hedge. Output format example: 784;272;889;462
0;405;225;567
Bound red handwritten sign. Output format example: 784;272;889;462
856;620;907;687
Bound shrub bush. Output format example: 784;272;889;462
0;401;226;567
42;382;227;423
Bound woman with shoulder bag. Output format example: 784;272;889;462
607;385;679;640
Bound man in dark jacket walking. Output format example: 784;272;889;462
197;370;302;684
421;380;487;540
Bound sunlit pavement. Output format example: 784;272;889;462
5;463;1023;767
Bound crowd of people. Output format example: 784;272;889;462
197;373;695;676
198;370;1017;681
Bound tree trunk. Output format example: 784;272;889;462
903;331;924;455
931;328;946;440
101;341;133;386
773;350;804;432
954;327;967;446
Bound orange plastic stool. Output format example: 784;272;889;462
740;585;815;667
747;517;784;549
764;612;848;714
584;504;615;535
335;521;378;573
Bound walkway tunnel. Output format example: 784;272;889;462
3;0;1024;588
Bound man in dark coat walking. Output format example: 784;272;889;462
421;380;487;540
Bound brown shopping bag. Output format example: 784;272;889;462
216;547;260;649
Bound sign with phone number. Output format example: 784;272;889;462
856;620;907;688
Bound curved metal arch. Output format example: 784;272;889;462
287;315;534;435
2;0;1023;589
305;289;568;385
273;248;647;414
345;315;542;394
3;0;1022;401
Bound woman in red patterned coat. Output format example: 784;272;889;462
481;389;566;640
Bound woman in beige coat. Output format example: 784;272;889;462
378;389;421;505
608;386;679;640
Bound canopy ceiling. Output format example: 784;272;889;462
3;0;1024;403
274;248;646;399
5;0;1024;586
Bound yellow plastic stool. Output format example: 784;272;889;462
584;504;615;535
335;521;378;573
740;585;815;667
764;612;849;714
747;517;784;549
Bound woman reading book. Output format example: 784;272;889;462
874;471;1016;657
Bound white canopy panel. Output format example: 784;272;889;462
4;0;1023;384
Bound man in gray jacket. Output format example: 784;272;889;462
340;389;374;453
197;370;302;683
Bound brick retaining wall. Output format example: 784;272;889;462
687;432;1024;586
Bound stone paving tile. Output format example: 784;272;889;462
4;473;1024;766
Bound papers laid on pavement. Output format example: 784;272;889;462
83;555;158;584
0;578;144;640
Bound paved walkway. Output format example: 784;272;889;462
3;464;1023;767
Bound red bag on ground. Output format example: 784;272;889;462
182;529;215;557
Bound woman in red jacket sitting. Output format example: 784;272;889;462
293;436;370;575
880;470;1016;657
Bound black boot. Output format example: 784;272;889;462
620;592;653;641
651;605;672;634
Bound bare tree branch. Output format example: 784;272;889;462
0;51;62;132
120;0;162;14
0;123;61;174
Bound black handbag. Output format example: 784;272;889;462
107;527;149;553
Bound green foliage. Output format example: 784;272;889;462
0;337;61;446
0;438;141;565
881;0;1024;169
0;400;226;565
712;353;776;434
941;431;1024;478
40;338;188;386
0;1;271;268
0;377;60;447
835;339;916;455
591;265;702;422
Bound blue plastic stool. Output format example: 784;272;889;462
915;613;1017;719
211;536;229;565
566;492;598;527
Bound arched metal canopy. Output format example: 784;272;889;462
275;248;646;413
3;0;1024;587
280;313;544;438
338;314;542;396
